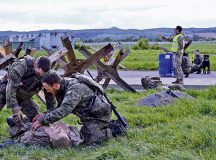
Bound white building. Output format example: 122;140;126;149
10;32;74;50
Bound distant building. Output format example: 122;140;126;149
0;36;10;47
9;32;74;50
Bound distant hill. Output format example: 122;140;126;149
1;27;216;41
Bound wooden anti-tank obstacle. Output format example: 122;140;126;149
79;45;136;92
42;37;114;77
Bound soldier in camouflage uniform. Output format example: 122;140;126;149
191;50;203;74
19;121;83;148
159;26;185;85
182;52;191;77
32;72;113;145
141;76;162;90
0;56;55;124
7;119;83;148
141;76;185;91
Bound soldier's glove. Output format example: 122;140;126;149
12;106;23;126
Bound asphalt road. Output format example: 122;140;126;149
1;69;215;90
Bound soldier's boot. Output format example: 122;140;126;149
185;73;189;78
109;118;127;137
172;79;184;85
196;70;201;74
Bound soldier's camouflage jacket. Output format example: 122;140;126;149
40;74;112;125
193;55;203;66
5;56;55;109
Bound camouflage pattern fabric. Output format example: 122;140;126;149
0;79;39;121
141;76;185;91
19;126;51;147
182;56;191;75
9;122;32;138
193;55;203;66
18;121;83;147
6;57;37;108
174;35;185;80
0;79;7;111
40;75;113;144
190;64;202;74
191;55;203;73
173;53;184;80
18;99;40;121
0;56;55;120
141;76;162;90
80;120;112;144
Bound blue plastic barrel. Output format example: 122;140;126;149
159;52;176;77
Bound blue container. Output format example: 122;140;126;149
159;52;176;77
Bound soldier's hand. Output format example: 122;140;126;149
32;114;43;123
32;120;42;130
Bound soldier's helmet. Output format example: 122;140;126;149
50;125;70;148
52;132;70;148
141;76;151;87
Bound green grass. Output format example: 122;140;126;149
161;42;216;55
28;42;216;71
121;50;162;70
1;87;216;159
123;42;216;71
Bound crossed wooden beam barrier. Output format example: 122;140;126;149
79;47;136;93
101;49;131;89
42;37;114;77
0;42;12;58
0;42;24;69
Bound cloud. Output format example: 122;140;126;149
0;0;215;31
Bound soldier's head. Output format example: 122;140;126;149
195;50;200;56
34;56;51;77
175;26;183;34
141;76;151;87
42;72;62;96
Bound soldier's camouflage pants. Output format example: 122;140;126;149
190;64;202;74
182;66;191;75
173;53;184;80
0;80;39;122
80;120;112;144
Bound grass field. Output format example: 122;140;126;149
1;87;216;159
27;42;216;71
122;42;216;70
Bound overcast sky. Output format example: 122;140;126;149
0;0;215;31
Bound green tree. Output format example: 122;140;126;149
132;45;139;50
138;38;149;49
74;42;81;49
